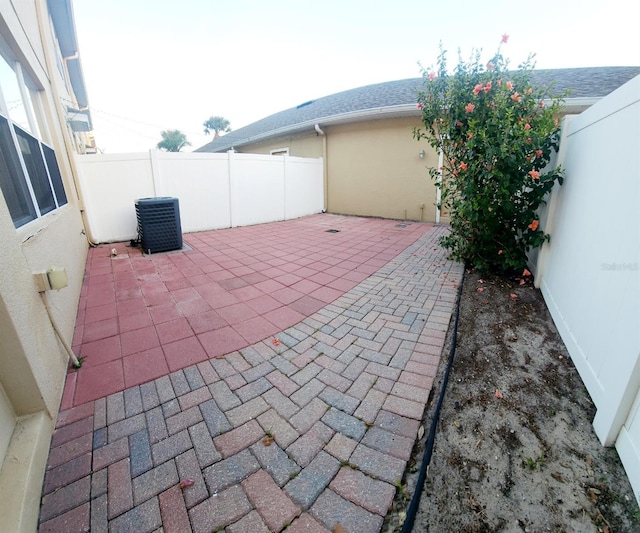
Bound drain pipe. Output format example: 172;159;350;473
35;0;98;247
315;124;328;212
41;293;81;368
435;148;444;224
401;269;465;533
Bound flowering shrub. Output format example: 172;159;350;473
414;36;565;273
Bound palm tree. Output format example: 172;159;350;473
203;116;231;138
157;130;190;152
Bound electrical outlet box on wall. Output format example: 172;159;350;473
33;272;52;292
33;267;68;292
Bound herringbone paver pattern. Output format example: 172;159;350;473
39;221;462;533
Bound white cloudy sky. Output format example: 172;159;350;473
72;0;640;153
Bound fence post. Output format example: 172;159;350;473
283;154;289;220
227;150;236;227
149;149;162;197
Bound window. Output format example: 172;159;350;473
0;116;35;226
0;53;67;228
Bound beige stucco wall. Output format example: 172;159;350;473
0;0;88;415
237;130;324;158
0;195;86;533
325;117;437;221
0;2;90;530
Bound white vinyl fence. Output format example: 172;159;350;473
75;151;324;243
532;76;640;499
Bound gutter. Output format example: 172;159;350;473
215;97;600;153
558;97;600;114
218;104;418;151
314;124;327;211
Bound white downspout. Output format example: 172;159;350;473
436;148;444;224
315;124;327;212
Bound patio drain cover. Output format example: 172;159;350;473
326;229;340;233
396;223;410;228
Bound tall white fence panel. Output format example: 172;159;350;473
153;152;232;232
230;154;286;227
285;156;325;220
533;75;640;498
77;153;156;243
75;152;324;243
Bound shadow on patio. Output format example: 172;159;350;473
40;213;463;532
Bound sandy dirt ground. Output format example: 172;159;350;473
384;269;639;533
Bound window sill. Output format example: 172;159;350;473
17;204;73;244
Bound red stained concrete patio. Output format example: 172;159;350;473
40;214;463;532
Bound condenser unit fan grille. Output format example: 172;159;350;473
135;197;183;254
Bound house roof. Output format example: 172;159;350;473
48;0;90;110
196;67;640;153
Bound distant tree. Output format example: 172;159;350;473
203;116;231;138
157;130;190;152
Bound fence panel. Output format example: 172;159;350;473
533;76;639;500
76;153;155;243
154;152;231;231
229;153;285;227
75;151;324;242
285;155;325;220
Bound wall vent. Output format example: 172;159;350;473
135;197;183;254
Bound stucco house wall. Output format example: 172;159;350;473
247;130;323;159
0;1;90;530
325;117;436;221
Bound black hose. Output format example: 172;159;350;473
401;268;466;533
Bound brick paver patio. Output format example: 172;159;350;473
39;214;463;532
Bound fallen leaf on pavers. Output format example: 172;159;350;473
179;479;194;489
214;353;226;359
334;524;348;533
262;435;274;446
418;425;425;439
272;337;281;346
495;389;504;399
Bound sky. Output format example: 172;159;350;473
72;0;640;154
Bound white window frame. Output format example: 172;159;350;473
0;53;67;228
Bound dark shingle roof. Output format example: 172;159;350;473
196;67;640;153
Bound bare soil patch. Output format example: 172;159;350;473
386;269;639;532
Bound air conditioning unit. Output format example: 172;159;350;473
135;197;183;254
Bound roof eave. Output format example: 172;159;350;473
217;97;599;152
48;0;91;113
48;0;77;57
559;97;601;114
218;104;418;151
